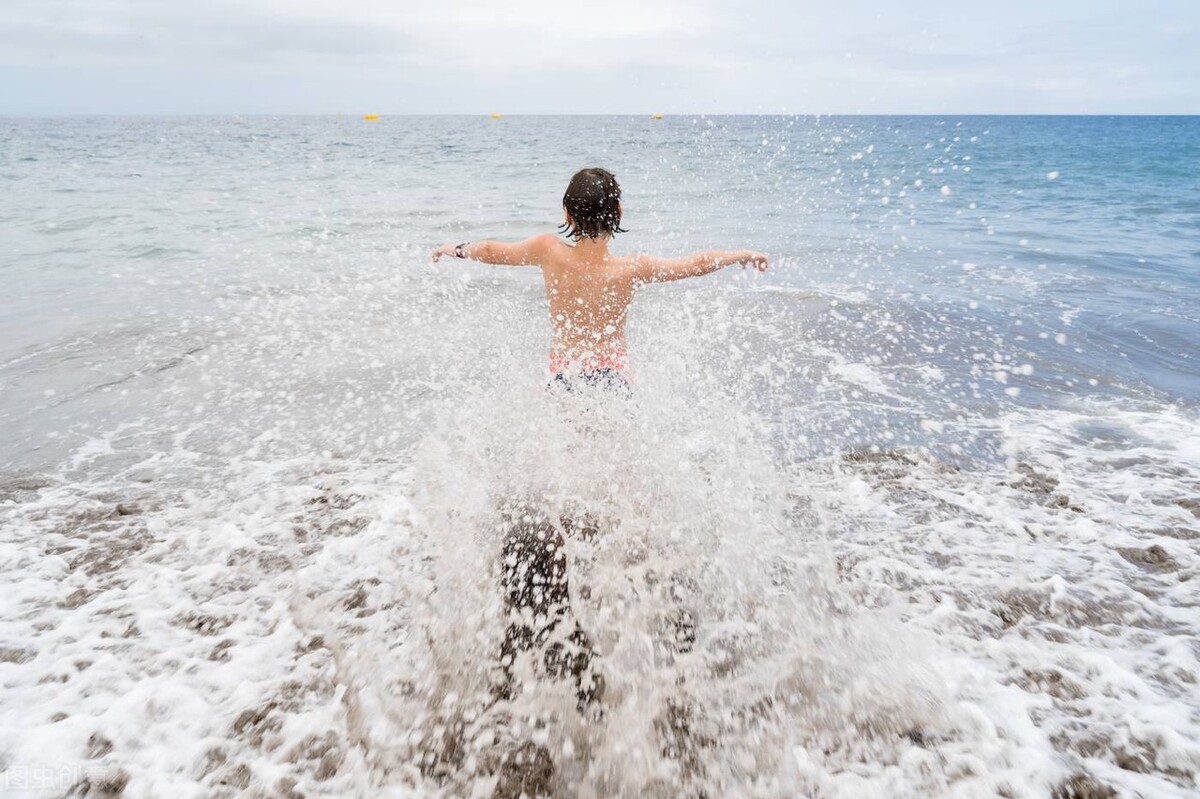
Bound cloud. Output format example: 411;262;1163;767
1;0;714;70
1;0;415;65
1;0;1197;113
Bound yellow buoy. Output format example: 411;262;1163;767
490;113;502;119
362;114;379;121
651;112;663;120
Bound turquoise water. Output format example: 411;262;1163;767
1;117;1199;797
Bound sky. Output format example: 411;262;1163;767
2;0;1198;114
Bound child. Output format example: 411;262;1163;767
432;167;768;390
429;168;767;718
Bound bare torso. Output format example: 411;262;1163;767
539;237;635;365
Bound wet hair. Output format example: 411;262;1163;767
560;167;628;239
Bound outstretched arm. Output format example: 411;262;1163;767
631;250;767;284
431;234;555;267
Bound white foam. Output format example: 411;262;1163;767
3;261;1198;797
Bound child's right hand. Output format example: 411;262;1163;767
740;251;768;272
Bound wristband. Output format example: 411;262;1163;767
454;242;469;259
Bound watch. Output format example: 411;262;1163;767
454;242;469;258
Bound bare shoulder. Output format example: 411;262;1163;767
618;252;654;270
530;232;567;260
620;252;664;283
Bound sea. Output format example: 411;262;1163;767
1;115;1198;798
